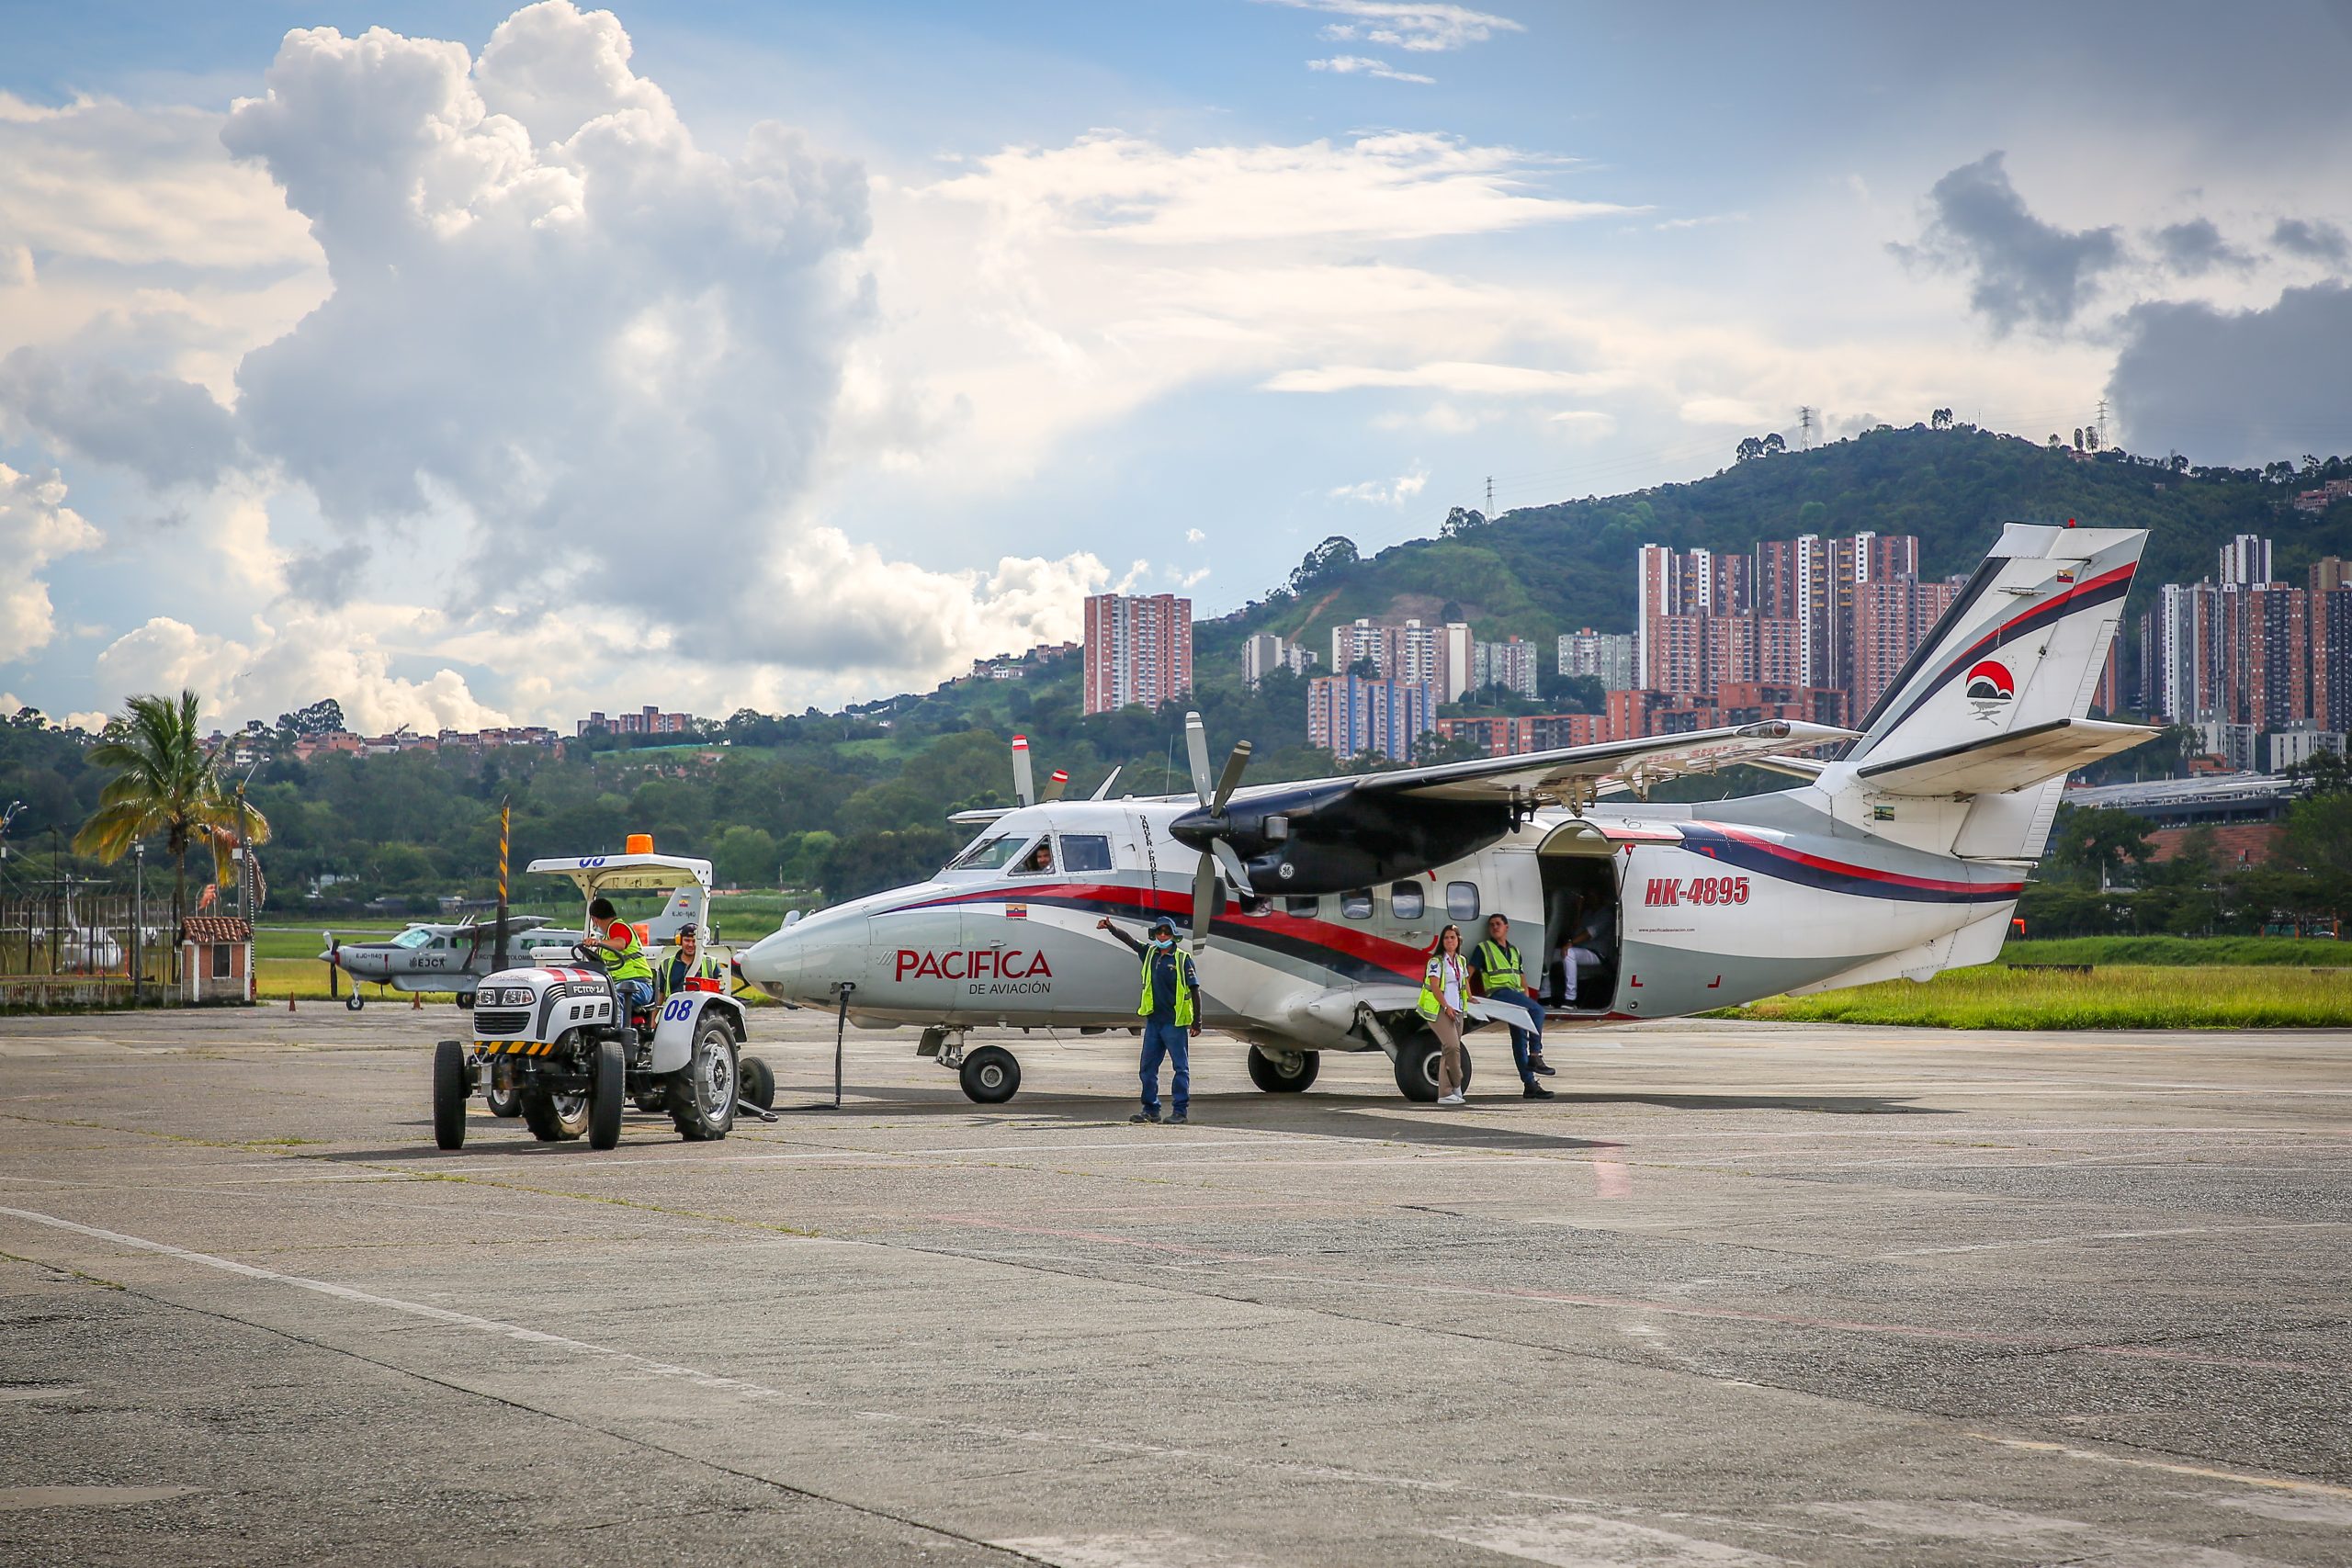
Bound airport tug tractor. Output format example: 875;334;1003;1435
431;839;775;1150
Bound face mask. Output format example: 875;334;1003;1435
1151;935;1174;950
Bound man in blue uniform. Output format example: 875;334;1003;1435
1099;916;1197;1124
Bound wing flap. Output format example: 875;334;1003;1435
1857;717;2157;798
1359;721;1857;805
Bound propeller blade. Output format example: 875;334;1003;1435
1191;852;1218;952
1210;838;1252;895
1211;740;1251;814
1043;769;1069;803
1089;765;1123;801
1183;712;1213;807
1011;734;1035;807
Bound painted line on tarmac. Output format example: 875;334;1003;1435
1962;1436;2352;1500
1875;1222;2347;1258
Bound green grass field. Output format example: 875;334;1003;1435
1725;964;2352;1030
1998;935;2348;967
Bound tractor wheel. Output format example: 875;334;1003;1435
1393;1027;1471;1103
667;1021;739;1141
432;1040;469;1150
457;991;476;1010
958;1046;1021;1105
588;1038;625;1150
484;1080;523;1119
738;1054;776;1111
1247;1046;1319;1093
520;1073;590;1142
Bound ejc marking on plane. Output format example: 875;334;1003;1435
738;523;2152;1107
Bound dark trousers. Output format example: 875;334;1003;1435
1139;1017;1190;1115
1487;986;1544;1086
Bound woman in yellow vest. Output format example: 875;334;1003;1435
1419;923;1472;1106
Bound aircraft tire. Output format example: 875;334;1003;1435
1247;1047;1319;1093
1393;1028;1470;1102
667;1021;739;1142
739;1054;776;1111
346;993;365;1012
959;1046;1021;1105
485;1081;524;1118
432;1040;468;1150
588;1039;626;1150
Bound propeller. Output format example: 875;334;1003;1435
1043;769;1069;803
1180;712;1253;951
1011;735;1035;807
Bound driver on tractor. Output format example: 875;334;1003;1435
584;896;656;1019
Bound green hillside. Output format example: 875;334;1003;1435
1200;426;2352;686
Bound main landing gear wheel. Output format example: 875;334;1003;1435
1247;1047;1319;1093
738;1054;775;1111
588;1038;626;1150
958;1045;1021;1105
345;992;365;1012
668;1021;738;1141
485;1080;523;1119
432;1040;468;1150
1395;1028;1471;1103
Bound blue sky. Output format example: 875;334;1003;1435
2;1;2347;731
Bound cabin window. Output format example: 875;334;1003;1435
1283;895;1320;919
209;942;232;979
946;833;1035;873
1446;881;1481;921
1340;888;1374;920
1389;881;1425;921
1057;834;1114;874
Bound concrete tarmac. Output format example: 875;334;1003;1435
1;1004;2347;1566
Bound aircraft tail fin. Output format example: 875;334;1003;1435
1827;523;2147;863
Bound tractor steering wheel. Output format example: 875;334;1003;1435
570;942;612;970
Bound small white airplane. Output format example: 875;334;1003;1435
739;523;2151;1104
322;888;704;1008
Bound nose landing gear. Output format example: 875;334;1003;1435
921;1025;1024;1105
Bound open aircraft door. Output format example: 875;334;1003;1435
1535;818;1674;1014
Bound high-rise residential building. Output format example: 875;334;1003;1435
1435;621;1474;702
1636;544;1755;688
577;706;696;737
1328;617;1469;698
1330;617;1382;675
2312;557;2350;594
1849;578;1957;718
1241;633;1317;688
1556;628;1635;691
2312;588;2352;732
2219;534;2274;588
2143;581;2222;723
1082;592;1192;715
1471;636;1540;699
1306;672;1435;762
2220;582;2308;730
2093;647;2123;716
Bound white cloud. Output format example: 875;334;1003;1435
0;463;101;660
1547;409;1617;435
1329;465;1430;504
1263;2;1525;53
1183;527;1204;544
1265;361;1628;395
1307;56;1436;85
1678;395;1781;426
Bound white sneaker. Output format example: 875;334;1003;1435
1436;1092;1466;1106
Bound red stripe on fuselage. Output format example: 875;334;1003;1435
1693;824;2024;897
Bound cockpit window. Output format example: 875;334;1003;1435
1013;840;1057;875
945;834;1036;873
391;928;435;949
1058;834;1114;874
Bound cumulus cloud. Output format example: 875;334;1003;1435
1329;465;1429;504
2271;216;2348;265
0;346;240;489
1264;1;1525;52
1893;152;2122;334
2150;217;2245;276
1265;361;1623;395
2108;280;2352;468
0;463;101;660
1308;56;1436;85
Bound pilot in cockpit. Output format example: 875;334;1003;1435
1016;840;1055;875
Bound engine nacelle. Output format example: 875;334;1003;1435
1173;785;1511;897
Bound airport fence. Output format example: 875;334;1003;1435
0;894;175;1010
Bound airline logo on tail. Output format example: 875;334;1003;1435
1965;659;2015;719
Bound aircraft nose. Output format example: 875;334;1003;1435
739;912;866;1004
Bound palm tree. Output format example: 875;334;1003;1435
74;690;270;981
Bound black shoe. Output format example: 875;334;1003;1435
1130;1111;1160;1123
1167;1113;1189;1125
1523;1083;1555;1100
1529;1057;1557;1077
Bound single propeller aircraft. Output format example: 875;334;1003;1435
739;523;2151;1105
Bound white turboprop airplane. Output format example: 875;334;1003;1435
739;523;2151;1105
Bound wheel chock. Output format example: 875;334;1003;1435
288;996;297;1011
411;992;423;1010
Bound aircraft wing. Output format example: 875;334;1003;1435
1293;984;1538;1037
1855;717;2158;798
1331;721;1857;807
